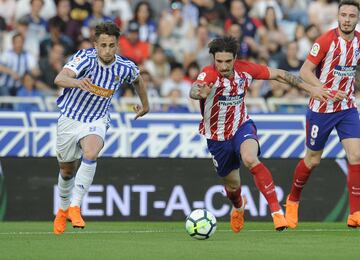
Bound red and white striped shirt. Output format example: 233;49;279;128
196;60;269;141
307;29;360;113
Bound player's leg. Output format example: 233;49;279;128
286;109;334;228
68;134;104;228
221;170;246;233
53;116;81;234
53;161;78;234
207;138;245;233
240;138;287;231
337;108;360;227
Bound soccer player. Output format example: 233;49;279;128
53;22;149;234
285;0;360;229
189;36;331;232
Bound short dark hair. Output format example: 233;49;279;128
208;37;239;58
95;22;120;40
339;0;359;11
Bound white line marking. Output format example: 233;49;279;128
0;229;358;235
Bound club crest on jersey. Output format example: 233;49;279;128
355;49;360;58
197;72;206;81
310;43;320;57
114;76;120;82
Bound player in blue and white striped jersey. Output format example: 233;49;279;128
53;22;149;235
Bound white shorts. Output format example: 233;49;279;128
56;115;109;162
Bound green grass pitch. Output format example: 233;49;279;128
0;222;359;259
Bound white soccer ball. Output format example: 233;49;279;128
185;209;217;240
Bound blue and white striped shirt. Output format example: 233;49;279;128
57;48;139;123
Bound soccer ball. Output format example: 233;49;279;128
185;209;217;240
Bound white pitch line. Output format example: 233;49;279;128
0;229;358;235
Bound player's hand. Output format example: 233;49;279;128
196;82;213;99
329;90;346;102
133;104;149;120
77;78;92;92
309;86;333;102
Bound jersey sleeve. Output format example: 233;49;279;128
125;61;140;84
64;49;90;77
235;61;270;80
195;66;218;84
306;34;329;65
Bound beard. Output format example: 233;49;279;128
339;24;356;35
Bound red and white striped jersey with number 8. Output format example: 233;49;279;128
307;28;360;113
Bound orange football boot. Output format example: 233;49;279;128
68;206;86;228
284;195;299;229
230;196;247;233
53;209;68;234
272;212;288;231
347;211;360;228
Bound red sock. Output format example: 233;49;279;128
225;186;243;208
289;159;312;202
348;164;360;214
250;163;280;213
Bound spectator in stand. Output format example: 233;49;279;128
118;20;150;65
0;33;39;96
160;62;191;99
197;0;228;37
143;44;171;91
48;0;80;47
308;0;338;33
140;70;162;112
165;88;190;113
37;43;65;95
260;6;288;67
183;24;212;69
1;18;39;58
19;0;48;47
277;41;306;103
15;0;56;21
180;0;199;27
133;1;157;44
82;0;113;39
297;24;320;61
104;0;133;31
0;0;16;30
39;18;74;58
158;0;195;63
69;0;92;45
77;38;93;50
15;72;43;111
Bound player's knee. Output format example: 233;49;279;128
347;151;360;164
242;154;259;169
82;150;99;161
60;169;74;179
224;182;240;192
308;157;321;168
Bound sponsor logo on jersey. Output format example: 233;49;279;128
86;83;115;98
310;43;320;56
333;65;356;77
218;93;244;106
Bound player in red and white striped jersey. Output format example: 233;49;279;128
286;0;360;229
190;36;330;232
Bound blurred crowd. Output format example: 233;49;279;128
0;0;359;113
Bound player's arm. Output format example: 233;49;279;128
132;75;149;119
54;68;92;92
267;67;331;102
300;59;346;101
